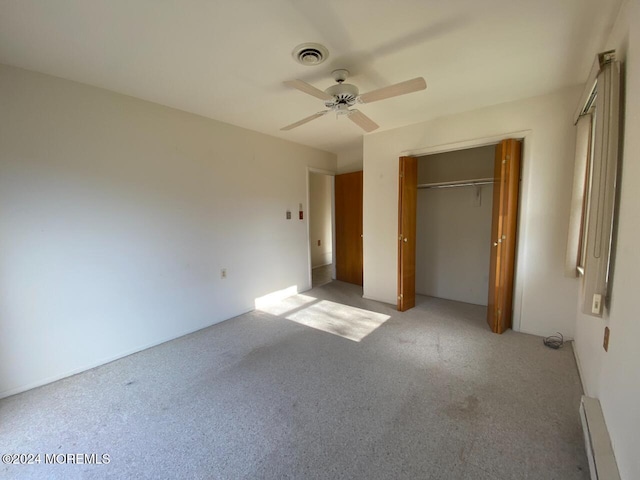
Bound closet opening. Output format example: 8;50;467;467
416;145;495;307
398;139;522;333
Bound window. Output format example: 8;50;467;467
566;51;620;317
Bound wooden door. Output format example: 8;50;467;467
487;139;521;333
397;156;417;311
335;171;363;285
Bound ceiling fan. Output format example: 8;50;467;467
281;69;427;133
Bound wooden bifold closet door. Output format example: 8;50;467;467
487;139;521;334
397;156;417;311
335;171;363;286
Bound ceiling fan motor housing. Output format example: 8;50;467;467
324;83;359;108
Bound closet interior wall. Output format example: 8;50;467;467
416;146;495;306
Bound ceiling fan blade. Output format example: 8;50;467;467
280;111;328;131
284;79;333;101
348;110;379;133
358;77;427;104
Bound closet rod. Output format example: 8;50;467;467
417;177;495;190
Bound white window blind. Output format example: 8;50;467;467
569;51;621;318
565;114;592;277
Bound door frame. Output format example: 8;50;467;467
306;167;336;290
399;130;532;332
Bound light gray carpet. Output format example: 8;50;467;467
0;281;588;479
311;264;332;288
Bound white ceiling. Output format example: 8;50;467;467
0;0;623;156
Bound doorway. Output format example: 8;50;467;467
308;171;334;288
397;139;522;333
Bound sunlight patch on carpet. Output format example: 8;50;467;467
255;286;315;316
285;299;390;342
256;289;390;341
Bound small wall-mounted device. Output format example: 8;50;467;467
592;294;602;315
299;203;304;220
286;210;291;220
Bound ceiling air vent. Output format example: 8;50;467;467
292;43;329;66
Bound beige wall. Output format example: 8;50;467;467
0;64;336;398
417;146;494;184
337;143;364;174
415;147;494;305
309;172;333;268
572;1;640;478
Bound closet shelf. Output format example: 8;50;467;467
417;177;495;189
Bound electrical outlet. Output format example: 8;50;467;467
317;239;321;246
221;268;227;279
592;294;602;314
603;326;610;352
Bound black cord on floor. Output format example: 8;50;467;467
543;332;564;349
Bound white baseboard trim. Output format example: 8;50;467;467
312;262;333;269
571;340;588;396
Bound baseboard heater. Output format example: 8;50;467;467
580;396;621;480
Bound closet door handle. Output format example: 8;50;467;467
493;242;498;247
403;238;408;243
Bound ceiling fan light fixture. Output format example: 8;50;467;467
335;104;351;117
292;43;329;66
